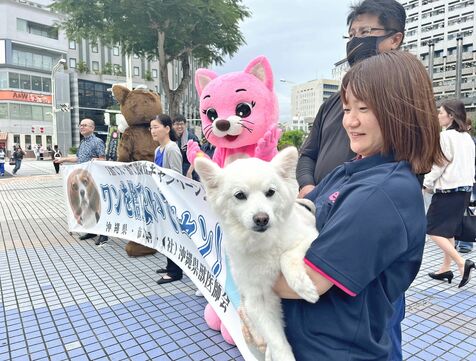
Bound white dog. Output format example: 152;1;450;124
195;147;319;361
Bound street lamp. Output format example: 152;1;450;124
51;58;66;147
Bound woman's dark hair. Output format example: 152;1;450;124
341;51;445;174
439;99;469;133
347;0;407;46
150;114;177;141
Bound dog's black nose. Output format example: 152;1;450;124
215;119;230;131
253;213;269;227
80;189;85;197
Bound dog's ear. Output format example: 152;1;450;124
194;157;221;190
271;147;298;180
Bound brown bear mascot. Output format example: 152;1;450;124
112;84;161;257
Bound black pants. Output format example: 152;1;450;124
54;162;60;174
166;258;183;279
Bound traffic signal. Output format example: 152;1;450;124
40;127;45;133
31;126;35;133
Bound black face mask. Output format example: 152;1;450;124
346;34;393;67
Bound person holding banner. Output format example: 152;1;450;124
150;114;184;284
263;51;445;361
55;118;108;245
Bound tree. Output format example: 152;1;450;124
51;0;250;116
278;129;307;150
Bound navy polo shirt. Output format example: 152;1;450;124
282;153;426;361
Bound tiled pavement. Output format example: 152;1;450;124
1;159;476;361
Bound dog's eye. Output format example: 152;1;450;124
206;108;218;122
235;102;252;118
234;191;247;200
72;184;78;191
265;188;275;197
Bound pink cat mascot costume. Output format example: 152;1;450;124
187;56;281;345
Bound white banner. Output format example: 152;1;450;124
63;160;263;361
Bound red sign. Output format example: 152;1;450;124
0;90;52;104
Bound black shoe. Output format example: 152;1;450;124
156;268;168;274
459;248;472;254
428;271;454;284
458;260;475;288
95;235;108;245
157;274;182;285
79;233;96;240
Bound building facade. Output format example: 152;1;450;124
0;0;200;154
399;0;476;113
287;79;340;132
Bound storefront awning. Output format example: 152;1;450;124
0;132;7;141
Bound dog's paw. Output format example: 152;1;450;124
286;273;319;303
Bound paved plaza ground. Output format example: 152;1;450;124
1;159;476;361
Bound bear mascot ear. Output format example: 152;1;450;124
244;55;274;91
112;84;130;105
195;69;218;97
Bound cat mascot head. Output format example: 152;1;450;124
195;56;278;149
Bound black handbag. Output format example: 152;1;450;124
9;157;15;166
456;207;476;243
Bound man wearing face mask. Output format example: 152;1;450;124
296;1;406;360
297;0;405;197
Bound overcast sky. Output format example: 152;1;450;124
212;0;354;122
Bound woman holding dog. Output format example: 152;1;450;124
268;51;445;361
149;114;184;284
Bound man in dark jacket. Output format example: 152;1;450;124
172;114;200;180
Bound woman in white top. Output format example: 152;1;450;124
424;99;475;288
149;114;183;285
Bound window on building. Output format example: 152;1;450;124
152;69;158;78
0;72;7;88
36;135;42;144
9;73;19;88
0;104;8;119
42;78;51;92
31;76;42;91
69;58;77;68
16;18;58;39
20;74;31;90
69;40;76;49
113;46;119;56
91;44;99;53
92;61;99;72
31;105;43;121
14;134;20;145
133;67;140;76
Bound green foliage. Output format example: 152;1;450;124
76;60;89;74
144;70;153;81
51;0;251;115
113;64;124;76
102;62;113;75
68;146;77;154
50;0;250;66
278;129;306;150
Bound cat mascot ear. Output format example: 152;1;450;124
244;56;274;91
195;69;218;97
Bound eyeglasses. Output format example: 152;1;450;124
79;124;92;128
173;122;185;126
343;26;397;40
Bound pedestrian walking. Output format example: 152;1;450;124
12;146;25;175
51;145;62;174
0;147;5;176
